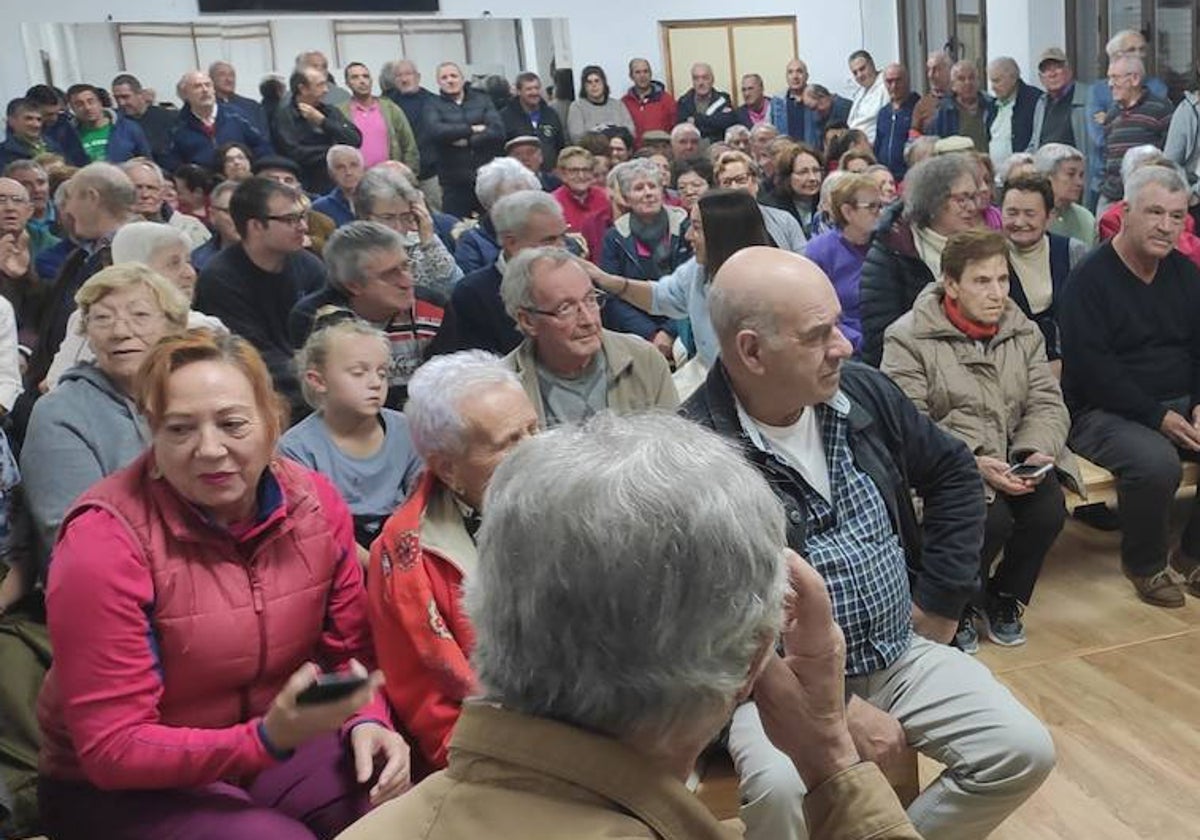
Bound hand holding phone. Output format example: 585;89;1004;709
296;672;370;706
1006;462;1053;481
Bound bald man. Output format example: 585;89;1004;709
677;62;738;143
681;247;1054;840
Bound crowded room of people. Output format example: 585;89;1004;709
1;1;1199;837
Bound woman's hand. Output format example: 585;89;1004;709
350;722;412;806
412;196;436;246
261;659;383;753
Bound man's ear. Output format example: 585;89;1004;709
736;329;766;375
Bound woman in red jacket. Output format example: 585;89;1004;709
37;329;409;840
367;350;538;774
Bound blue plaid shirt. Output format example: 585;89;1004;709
740;393;913;676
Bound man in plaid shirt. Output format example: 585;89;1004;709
683;247;1055;840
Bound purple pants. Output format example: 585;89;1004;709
38;732;372;840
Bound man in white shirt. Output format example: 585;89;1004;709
847;50;888;143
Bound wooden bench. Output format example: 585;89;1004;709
1063;457;1200;512
695;745;920;821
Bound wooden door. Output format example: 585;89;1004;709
661;17;797;105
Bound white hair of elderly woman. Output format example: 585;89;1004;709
112;221;192;265
475;157;541;211
466;411;787;748
405;350;523;459
499;245;576;321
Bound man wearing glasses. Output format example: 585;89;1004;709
194;177;327;417
500;245;677;427
1097;54;1172;216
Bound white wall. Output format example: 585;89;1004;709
986;0;1067;81
5;0;902;102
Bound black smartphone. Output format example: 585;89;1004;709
296;672;369;706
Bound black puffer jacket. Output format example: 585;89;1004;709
423;89;505;186
859;201;937;367
682;360;984;621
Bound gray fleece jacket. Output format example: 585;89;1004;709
20;363;149;567
1164;91;1200;199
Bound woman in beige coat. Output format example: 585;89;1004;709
882;229;1078;653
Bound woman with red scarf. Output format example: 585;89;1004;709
879;229;1080;654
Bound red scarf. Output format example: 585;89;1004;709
942;295;999;340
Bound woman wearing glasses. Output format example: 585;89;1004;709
859;153;982;365
803;174;885;354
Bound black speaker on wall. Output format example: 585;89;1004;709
200;0;438;11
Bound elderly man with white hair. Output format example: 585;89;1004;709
928;60;995;152
684;246;1054;840
985;56;1042;171
456;157;542;274
500;245;676;426
120;157;210;248
677;62;738;144
342;407;924;840
670;122;702;161
209;60;271;137
1097;54;1172;214
45;221;224;389
312;144;365;227
164;69;271;171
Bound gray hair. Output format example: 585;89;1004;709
354;166;421;218
120;157;164;184
902;154;977;227
987;56;1020;79
1032;143;1084;176
491;190;562;238
1121;144;1168;183
1124;160;1188;207
69;162;136;216
500;245;575;322
405;350;522;459
475;157;541;210
749;123;779;141
3;159;46;179
998;152;1036;186
724;124;750;144
325;144;363;171
613;159;663;198
111;221;191;265
467;412;787;746
1111;54;1145;79
378;60;398;92
671;122;701;141
210;179;239;204
904;135;938;168
1106;28;1144;59
323;220;406;292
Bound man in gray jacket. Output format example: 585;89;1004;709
1027;49;1089;166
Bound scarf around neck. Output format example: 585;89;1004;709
943;294;999;340
629;209;672;279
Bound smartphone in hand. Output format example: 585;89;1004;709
1007;462;1052;480
296;672;369;706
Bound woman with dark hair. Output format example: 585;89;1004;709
761;142;825;238
215;141;254;182
602;126;635;162
672;156;712;212
172;164;217;225
566;65;635;143
587;188;770;367
825;128;869;171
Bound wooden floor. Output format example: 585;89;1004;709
931;503;1200;839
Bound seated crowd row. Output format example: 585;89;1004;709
0;31;1198;840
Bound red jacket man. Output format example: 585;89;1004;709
621;58;678;146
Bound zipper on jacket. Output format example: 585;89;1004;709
244;562;269;719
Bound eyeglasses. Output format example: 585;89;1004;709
265;212;306;226
948;191;977;208
86;309;164;333
562;166;593;176
0;195;30;206
721;173;755;187
370;212;418;226
524;290;606;320
1106;72;1135;84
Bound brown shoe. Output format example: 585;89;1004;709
1168;551;1200;598
1126;569;1186;608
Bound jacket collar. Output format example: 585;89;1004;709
449;703;737;840
908;282;1026;344
418;473;478;580
510;329;632;425
613;204;688;238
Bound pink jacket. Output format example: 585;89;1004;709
38;452;390;790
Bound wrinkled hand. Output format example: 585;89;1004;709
262;659;383;753
1163;410;1200;451
976;455;1032;496
1016;452;1055;487
754;550;860;789
650;330;675;363
297;102;326;126
349;722;412;807
911;602;957;645
846;696;908;768
0;232;31;279
411;195;435;245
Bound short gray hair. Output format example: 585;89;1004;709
724;124;750;144
1125;161;1188;207
671;122;701;141
987;56;1020;79
323;220;406;291
70;162;136;216
467;412;787;746
475;157;541;210
210;179;239;204
325;144;363;171
405;350;522;459
3;159;46;179
111;221;192;265
902;154;977;228
1111;54;1145;79
613;159;663;198
500;245;575;322
1032;143;1084;176
998;152;1035;186
354;166;421;218
1121;144;1168;183
491;190;562;238
1106;28;1144;59
378;60;398;92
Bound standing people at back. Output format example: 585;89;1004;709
677;63;738;144
424;62;505;218
500;72;565;171
339;63;419;172
846;51;888;143
1097;55;1172;213
621;59;677;147
272;68;364;195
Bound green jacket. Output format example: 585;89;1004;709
338;97;420;171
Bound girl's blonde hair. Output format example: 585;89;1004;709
296;312;391;409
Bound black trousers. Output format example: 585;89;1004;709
1069;405;1200;576
980;472;1066;604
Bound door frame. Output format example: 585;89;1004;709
658;16;798;107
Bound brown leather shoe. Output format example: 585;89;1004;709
1168;551;1200;598
1126;569;1186;608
